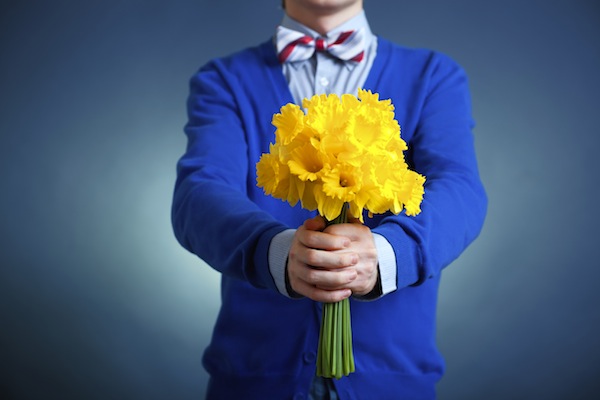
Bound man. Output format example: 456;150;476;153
172;0;487;398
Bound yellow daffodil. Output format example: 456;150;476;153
287;142;329;182
257;90;425;221
321;163;362;203
273;103;305;145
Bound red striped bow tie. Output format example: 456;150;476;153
275;25;365;63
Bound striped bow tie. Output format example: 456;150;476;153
275;25;365;63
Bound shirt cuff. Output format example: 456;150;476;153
268;229;296;298
353;233;398;301
373;233;397;296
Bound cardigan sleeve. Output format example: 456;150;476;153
171;60;287;292
372;52;488;288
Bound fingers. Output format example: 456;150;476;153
288;265;356;303
298;216;350;251
323;220;370;240
290;246;357;270
322;222;379;296
302;265;357;290
303;215;326;231
293;279;352;303
287;215;378;302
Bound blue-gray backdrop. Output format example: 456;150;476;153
1;1;599;399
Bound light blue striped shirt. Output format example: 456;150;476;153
280;11;376;102
268;11;397;299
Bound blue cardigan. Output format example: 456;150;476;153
172;37;487;400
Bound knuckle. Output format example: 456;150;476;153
342;253;357;266
306;268;320;283
288;249;299;263
339;256;351;267
321;292;336;303
304;235;319;248
305;249;321;265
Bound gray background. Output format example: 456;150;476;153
1;0;599;399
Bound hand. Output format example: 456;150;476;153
287;215;379;302
324;217;379;297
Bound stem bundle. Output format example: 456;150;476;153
316;204;355;379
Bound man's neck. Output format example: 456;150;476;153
284;2;363;35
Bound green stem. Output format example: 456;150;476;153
336;300;343;379
316;203;355;379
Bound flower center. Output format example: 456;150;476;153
309;163;322;173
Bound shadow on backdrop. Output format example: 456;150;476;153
1;1;599;399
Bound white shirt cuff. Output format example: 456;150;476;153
268;229;296;297
373;233;397;296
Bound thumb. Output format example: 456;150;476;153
304;215;327;231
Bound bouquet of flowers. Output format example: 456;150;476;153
256;89;425;379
